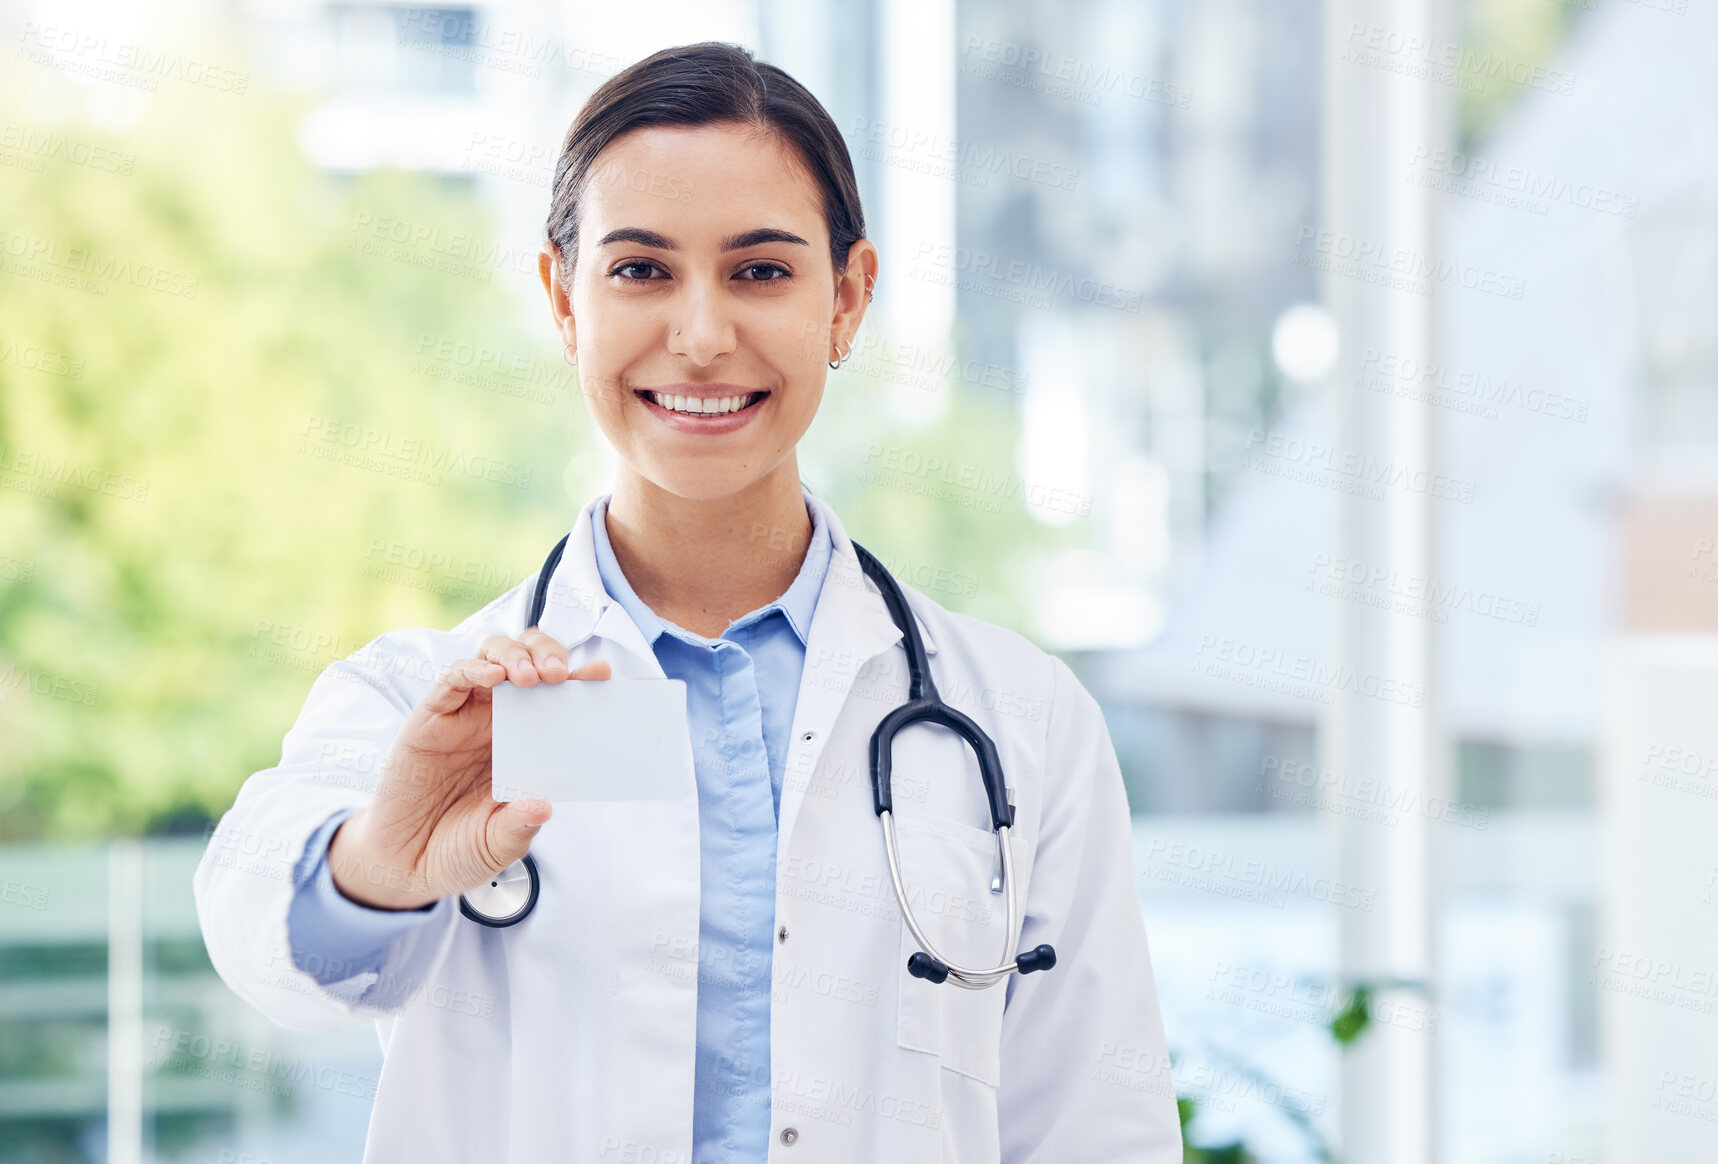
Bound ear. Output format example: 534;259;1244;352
538;241;576;354
829;238;879;362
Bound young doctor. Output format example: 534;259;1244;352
195;41;1180;1164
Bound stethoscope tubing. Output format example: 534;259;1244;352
459;525;1057;987
851;538;1055;988
881;810;1021;988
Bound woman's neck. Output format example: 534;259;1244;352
602;462;813;639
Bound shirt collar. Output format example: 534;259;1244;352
589;484;832;648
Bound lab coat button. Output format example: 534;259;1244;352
800;730;816;744
777;924;789;943
780;1127;799;1146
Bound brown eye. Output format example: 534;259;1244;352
737;263;790;282
610;261;662;281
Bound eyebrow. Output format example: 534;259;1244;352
594;226;812;253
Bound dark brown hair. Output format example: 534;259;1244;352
544;42;867;291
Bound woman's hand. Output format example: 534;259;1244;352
326;630;612;910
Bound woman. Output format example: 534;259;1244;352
195;41;1180;1164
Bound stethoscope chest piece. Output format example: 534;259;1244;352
459;853;540;928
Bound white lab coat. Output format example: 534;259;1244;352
193;490;1182;1163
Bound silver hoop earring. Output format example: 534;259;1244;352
828;338;854;370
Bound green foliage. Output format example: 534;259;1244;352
1331;982;1374;1046
0;72;584;839
1455;0;1586;149
1178;1092;1258;1164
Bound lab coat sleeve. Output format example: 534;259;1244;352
995;654;1182;1163
193;632;463;1033
286;806;440;985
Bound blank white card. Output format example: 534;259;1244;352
491;677;692;802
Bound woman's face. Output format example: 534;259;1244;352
538;122;874;503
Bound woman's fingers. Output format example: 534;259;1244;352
480;633;543;685
424;636;606;712
419;657;507;716
518;628;570;680
571;658;612;681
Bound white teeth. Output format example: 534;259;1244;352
649;392;755;415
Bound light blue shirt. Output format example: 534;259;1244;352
286;485;832;1162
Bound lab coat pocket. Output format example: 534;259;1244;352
892;813;1011;1088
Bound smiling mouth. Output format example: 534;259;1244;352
634;389;769;417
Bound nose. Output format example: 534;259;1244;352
667;278;738;365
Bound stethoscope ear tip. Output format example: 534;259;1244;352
1015;944;1057;975
906;952;951;984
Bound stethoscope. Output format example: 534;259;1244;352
460;531;1057;991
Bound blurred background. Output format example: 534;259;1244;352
1;0;1713;1160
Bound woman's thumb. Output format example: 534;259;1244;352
488;798;552;866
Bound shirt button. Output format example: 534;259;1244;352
778;924;789;944
780;1127;799;1146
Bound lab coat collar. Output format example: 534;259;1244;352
535;484;937;679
